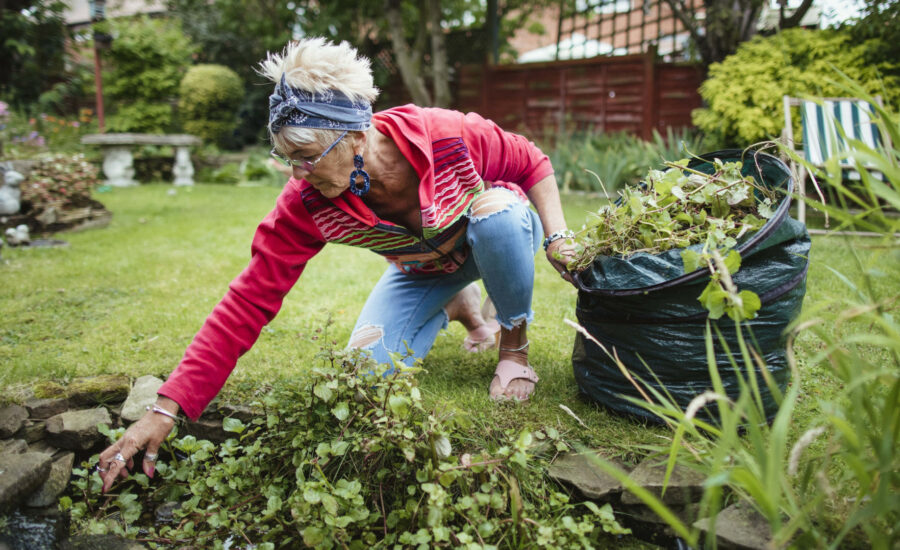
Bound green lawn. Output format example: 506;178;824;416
0;183;874;454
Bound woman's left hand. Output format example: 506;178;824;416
546;238;577;285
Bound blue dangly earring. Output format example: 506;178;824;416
349;154;370;197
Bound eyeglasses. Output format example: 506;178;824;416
270;130;348;173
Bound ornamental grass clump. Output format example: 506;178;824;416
65;344;631;549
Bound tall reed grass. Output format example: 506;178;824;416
545;127;705;194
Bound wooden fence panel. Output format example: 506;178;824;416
453;53;703;141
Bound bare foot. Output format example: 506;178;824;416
446;283;499;351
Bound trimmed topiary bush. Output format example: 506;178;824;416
178;64;245;147
692;28;900;148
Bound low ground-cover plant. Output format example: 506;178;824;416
66;345;632;549
21;153;100;209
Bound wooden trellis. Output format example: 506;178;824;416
555;0;700;61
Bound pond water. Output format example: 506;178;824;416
0;507;67;550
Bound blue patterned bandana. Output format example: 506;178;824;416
268;74;372;134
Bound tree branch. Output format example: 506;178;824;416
779;0;814;29
427;0;452;107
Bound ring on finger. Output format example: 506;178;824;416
114;452;126;463
144;453;158;462
96;465;108;473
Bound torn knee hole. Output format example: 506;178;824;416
470;193;517;219
349;325;383;348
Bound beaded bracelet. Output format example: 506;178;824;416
146;404;180;423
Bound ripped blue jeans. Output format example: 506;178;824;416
349;189;543;367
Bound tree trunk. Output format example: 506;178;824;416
778;0;814;28
427;0;451;108
384;0;432;105
664;0;764;65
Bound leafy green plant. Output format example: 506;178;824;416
239;152;286;186
568;158;775;270
178;64;244;147
0;0;68;110
100;16;195;134
693;28;899;148
199;161;241;184
66;345;632;548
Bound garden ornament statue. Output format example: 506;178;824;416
4;224;30;246
0;163;24;215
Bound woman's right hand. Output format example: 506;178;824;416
97;396;180;492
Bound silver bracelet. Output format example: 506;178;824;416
543;229;575;251
146;404;180;422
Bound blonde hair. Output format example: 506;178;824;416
258;38;379;153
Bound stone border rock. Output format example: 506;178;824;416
549;451;773;549
0;374;254;523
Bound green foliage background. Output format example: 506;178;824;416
692;28;900;148
0;0;68;110
101;17;196;134
179;64;245;146
165;0;296;147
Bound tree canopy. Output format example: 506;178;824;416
0;0;68;110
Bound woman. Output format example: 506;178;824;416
98;38;575;490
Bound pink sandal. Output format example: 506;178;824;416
490;359;539;402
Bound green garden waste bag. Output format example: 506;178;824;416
571;150;810;422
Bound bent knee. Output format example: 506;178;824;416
469;189;519;219
349;324;383;349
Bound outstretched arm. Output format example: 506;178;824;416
98;180;326;490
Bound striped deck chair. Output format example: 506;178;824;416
782;95;885;223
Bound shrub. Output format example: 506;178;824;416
178;64;245;147
0;0;68;110
101;16;195;133
20;153;100;209
693;28;900;148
